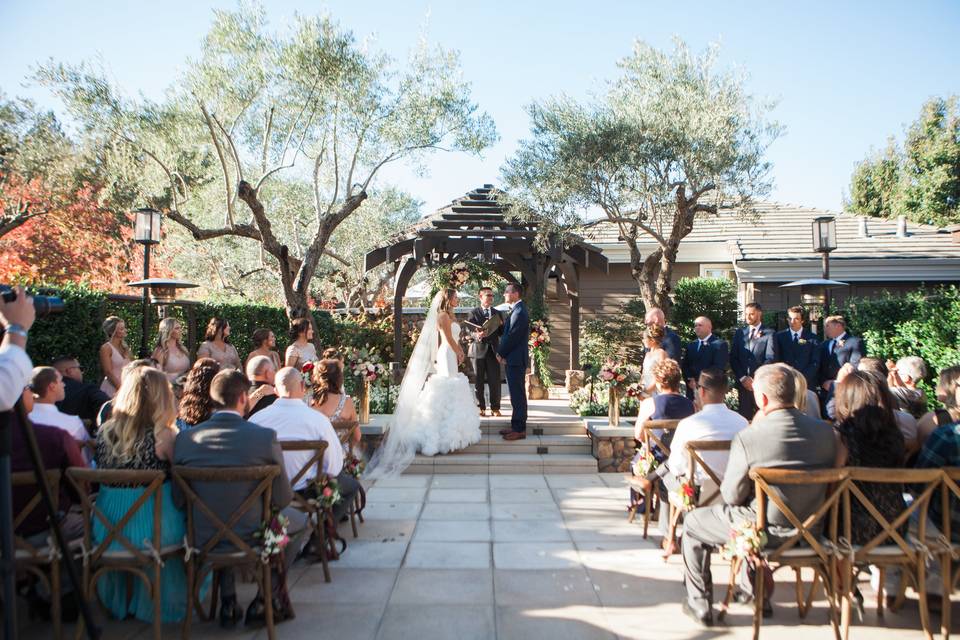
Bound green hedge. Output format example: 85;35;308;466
841;286;960;402
670;277;739;344
24;285;395;383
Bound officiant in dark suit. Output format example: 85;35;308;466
467;287;504;417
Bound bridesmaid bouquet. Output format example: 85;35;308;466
255;511;291;561
301;361;315;388
720;521;768;561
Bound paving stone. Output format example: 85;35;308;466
426;487;488;502
494;542;581;569
404;541;491;569
494;568;600;606
390;569;494;606
375;605;495;640
414;519;492;542
420;502;491;520
496;605;616;640
493;518;572;542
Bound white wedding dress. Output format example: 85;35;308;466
365;292;481;478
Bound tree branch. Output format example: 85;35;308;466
165;209;261;242
194;94;235;226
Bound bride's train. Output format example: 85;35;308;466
403;373;481;456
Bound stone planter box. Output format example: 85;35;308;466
583;418;637;473
358;414;388;460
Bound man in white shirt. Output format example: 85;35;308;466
249;367;358;519
0;285;35;411
28;366;89;445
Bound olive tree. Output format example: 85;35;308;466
503;39;780;310
38;5;495;326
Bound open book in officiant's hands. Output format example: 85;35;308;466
464;312;502;336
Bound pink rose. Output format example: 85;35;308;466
322;487;333;497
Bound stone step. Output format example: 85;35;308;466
403;452;598;475
479;421;584;436
461;434;592;455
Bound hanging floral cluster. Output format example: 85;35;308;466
529;319;552;386
311;474;343;509
720;521;768;561
254;511;291;562
674;479;699;512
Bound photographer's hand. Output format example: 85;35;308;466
0;285;35;348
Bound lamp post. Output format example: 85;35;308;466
811;216;838;315
133;208;162;357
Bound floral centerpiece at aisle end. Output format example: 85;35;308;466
345;345;386;424
529;319;551;387
599;359;636;426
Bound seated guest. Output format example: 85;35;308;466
245;328;282;371
173;369;309;628
53;355;110;425
635;369;748;550
640;325;668;395
250;367;358;521
175;358;221;430
852;359;920;451
96;359;155;428
644;307;682;363
197;316;242;369
788;365;822;421
311;358;360;447
833;370;906;544
284;318;317;369
246;355;278;417
773;306;820;390
93;367;193;623
28;366;89;445
915;365;960;542
14;385;87;542
634;359;696;442
152;318;191;384
680;363;836;626
98;316;132;397
681;316;729;399
887;356;928;418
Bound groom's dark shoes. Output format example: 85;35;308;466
498;428;512;436
503;431;526;441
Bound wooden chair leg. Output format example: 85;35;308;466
314;514;331;583
915;562;934;640
717;556;740;622
208;569;220;620
942;554;951;640
752;560;765;640
355;491;365;523
152;564;162;640
350;509;359;538
182;556;194;640
662;504;681;560
876;566;885;617
51;561;62;640
264;564;275;640
840;560;853;640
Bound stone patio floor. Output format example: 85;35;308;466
21;473;946;639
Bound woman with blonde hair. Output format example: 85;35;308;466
311;358;360;446
151;317;191;383
98;316;132;397
93;366;198;622
197;316;241;369
788;365;821;420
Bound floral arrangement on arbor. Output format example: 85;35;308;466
529;319;552;386
720;521;768;561
311;474;342;509
254;511;291;562
427;259;504;300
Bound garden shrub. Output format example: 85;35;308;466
670;277;739;344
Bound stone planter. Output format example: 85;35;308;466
526;373;549;400
565;369;585;393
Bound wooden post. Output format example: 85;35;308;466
569;293;580;370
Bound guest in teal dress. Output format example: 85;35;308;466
93;366;198;623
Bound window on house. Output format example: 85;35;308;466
700;264;735;280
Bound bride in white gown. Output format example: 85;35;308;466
366;288;481;477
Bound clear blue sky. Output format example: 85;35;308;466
2;0;958;216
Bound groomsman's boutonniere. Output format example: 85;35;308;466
837;338;846;348
797;338;807;345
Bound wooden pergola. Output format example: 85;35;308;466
363;184;608;371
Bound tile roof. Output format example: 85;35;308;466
579;202;960;261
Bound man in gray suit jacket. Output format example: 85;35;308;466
679;363;836;627
174;369;310;628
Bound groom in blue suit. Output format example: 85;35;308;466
496;283;530;440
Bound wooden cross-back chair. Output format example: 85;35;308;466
331;418;367;526
740;467;848;640
12;470;65;640
939;467;960;640
662;440;733;558
171;465;281;640
279;440;335;583
66;468;178;640
626;419;680;537
838;467;942;640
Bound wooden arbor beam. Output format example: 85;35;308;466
392;257;419;361
555;262;581;370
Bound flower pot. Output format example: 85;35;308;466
608;386;621;427
357;379;371;425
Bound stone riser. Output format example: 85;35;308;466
403;453;598;475
479;424;584;436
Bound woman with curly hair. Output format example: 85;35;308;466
176;358;221;430
152;318;191;384
633;359;696;441
833;370;906;545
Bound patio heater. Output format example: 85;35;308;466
132;208;162;357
